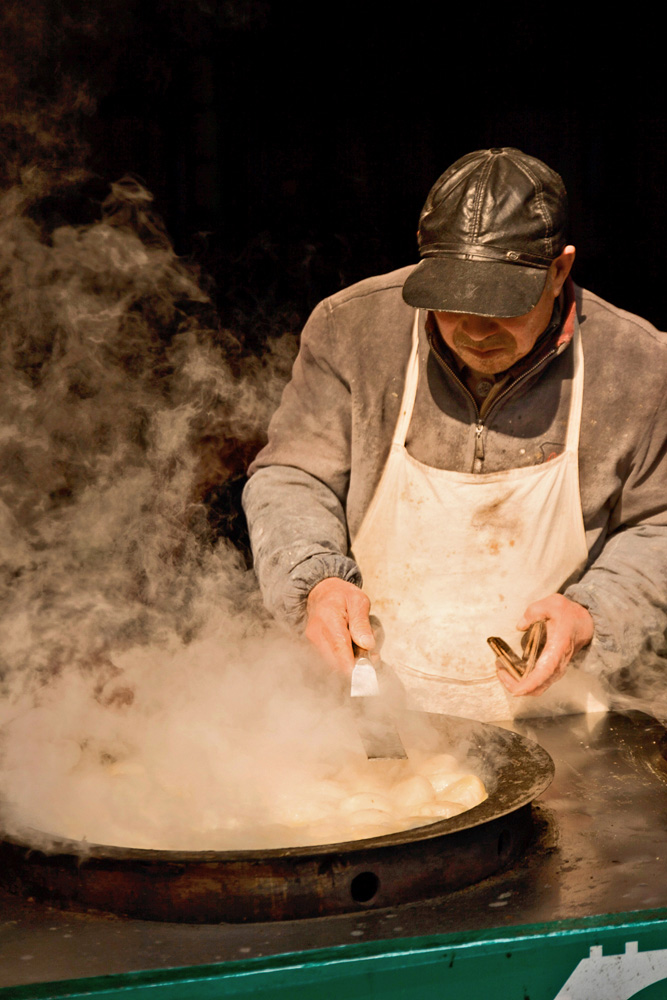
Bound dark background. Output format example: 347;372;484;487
93;3;667;334
4;0;663;338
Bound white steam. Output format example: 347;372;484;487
0;624;361;851
0;173;367;850
0;174;293;686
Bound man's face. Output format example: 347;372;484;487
432;247;575;376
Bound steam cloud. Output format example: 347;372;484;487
0;4;393;852
0;173;296;688
0;160;368;849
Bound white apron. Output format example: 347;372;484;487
352;312;608;721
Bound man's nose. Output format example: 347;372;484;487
459;315;500;340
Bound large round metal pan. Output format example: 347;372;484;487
0;713;554;923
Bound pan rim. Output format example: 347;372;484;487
0;714;554;861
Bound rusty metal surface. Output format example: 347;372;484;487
0;715;553;922
1;711;666;989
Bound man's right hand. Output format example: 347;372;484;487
305;577;375;674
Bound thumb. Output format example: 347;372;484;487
349;612;375;652
516;604;544;631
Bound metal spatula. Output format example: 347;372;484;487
351;652;407;760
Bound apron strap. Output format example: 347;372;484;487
391;311;421;449
564;318;584;454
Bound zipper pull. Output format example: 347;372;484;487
474;423;485;462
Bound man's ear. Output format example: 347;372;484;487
551;245;576;297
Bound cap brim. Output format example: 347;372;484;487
402;257;549;318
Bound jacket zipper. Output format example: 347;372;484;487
432;347;560;472
474;423;485;463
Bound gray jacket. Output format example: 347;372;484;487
243;266;667;682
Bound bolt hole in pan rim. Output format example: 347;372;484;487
0;714;555;922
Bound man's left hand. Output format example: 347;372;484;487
497;594;594;697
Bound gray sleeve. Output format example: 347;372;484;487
242;299;361;629
565;524;667;680
566;381;667;682
242;466;361;629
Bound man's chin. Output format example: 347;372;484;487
459;348;515;374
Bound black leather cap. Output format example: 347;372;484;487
402;148;569;317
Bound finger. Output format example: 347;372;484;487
502;617;571;696
498;661;559;697
516;599;554;632
345;590;375;650
497;663;520;693
306;619;356;674
510;642;569;696
304;607;356;673
495;661;559;697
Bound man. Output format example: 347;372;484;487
243;148;667;720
